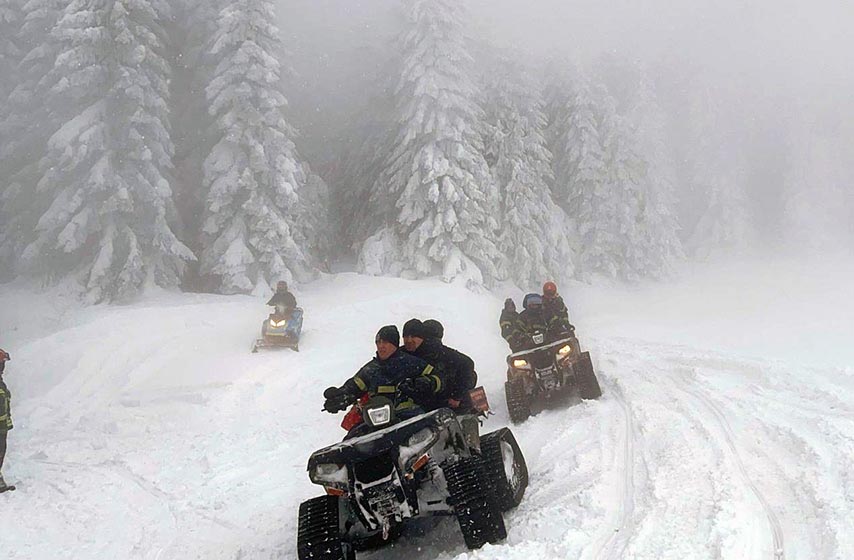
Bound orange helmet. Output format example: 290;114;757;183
543;281;557;297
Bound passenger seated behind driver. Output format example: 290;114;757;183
401;319;476;412
542;281;575;336
322;325;441;434
267;281;297;316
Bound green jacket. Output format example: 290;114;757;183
0;379;12;431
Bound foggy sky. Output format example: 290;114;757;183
284;0;854;145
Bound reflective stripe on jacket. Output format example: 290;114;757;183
0;380;12;431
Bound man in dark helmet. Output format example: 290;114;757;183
0;348;13;492
422;319;444;341
266;280;297;315
421;319;479;411
322;326;441;432
400;319;477;412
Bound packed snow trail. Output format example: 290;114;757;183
1;268;853;559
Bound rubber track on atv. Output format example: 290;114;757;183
575;352;602;400
444;456;507;549
505;379;531;424
481;429;528;512
297;495;353;560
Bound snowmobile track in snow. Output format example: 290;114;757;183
678;383;786;559
591;381;637;560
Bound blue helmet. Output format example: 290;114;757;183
522;293;543;309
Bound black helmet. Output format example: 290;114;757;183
422;319;444;340
276;280;288;292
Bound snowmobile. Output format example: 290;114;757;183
252;306;303;352
504;328;601;424
297;387;528;560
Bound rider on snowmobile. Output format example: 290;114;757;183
267;281;297;316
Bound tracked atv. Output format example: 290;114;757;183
297;388;527;560
504;329;601;424
252;307;303;353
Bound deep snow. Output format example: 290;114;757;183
0;257;852;559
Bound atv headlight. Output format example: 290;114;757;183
366;404;392;427
401;427;438;470
407;427;436;449
270;319;287;327
310;462;347;486
512;359;530;369
557;344;572;356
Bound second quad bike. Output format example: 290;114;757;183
504;329;601;424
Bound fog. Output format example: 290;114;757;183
1;0;852;300
284;0;854;251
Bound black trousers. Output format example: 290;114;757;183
0;430;6;472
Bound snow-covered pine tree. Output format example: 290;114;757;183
483;59;576;289
782;126;851;250
338;86;398;251
0;0;25;277
0;0;23;102
358;0;501;286
20;0;194;302
0;0;70;279
297;162;331;269
686;85;751;256
626;73;683;277
546;72;619;279
169;0;224;264
200;0;319;294
597;93;650;281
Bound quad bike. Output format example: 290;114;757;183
252;306;303;352
297;387;528;560
504;329;601;424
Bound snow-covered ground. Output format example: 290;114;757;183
1;256;852;559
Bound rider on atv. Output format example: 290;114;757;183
402;318;478;413
500;293;570;352
322;325;443;438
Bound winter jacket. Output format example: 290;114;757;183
501;307;568;352
0;379;12;431
341;349;438;412
406;339;476;410
543;295;574;334
267;291;297;310
500;308;531;351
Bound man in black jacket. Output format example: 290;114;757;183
0;349;12;492
266;281;297;314
403;319;477;411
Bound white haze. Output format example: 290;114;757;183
284;0;854;253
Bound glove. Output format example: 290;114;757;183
504;298;516;312
324;386;342;399
399;376;434;401
323;386;349;413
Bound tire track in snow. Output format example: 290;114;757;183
676;383;786;559
590;380;637;560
